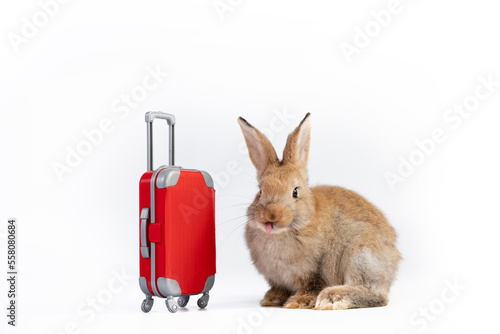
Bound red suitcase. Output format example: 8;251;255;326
138;112;216;313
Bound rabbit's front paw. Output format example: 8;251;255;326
283;293;317;309
260;286;291;307
314;286;387;310
315;292;351;310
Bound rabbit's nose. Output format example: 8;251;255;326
263;203;282;222
267;211;277;222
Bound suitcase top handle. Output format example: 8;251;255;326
145;112;175;171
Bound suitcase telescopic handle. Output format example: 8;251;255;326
145;112;175;171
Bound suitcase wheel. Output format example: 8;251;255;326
166;296;179;313
141;296;154;313
178;295;190;308
197;293;209;309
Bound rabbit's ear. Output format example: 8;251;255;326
238;117;279;176
283;113;311;169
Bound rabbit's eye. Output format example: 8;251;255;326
292;187;299;198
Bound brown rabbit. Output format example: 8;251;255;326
237;113;401;310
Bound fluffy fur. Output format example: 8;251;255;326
238;113;401;310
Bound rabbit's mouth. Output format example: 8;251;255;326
264;222;274;234
255;220;290;235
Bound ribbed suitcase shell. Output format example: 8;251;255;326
139;167;216;304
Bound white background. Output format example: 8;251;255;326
1;1;500;333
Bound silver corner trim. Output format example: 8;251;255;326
202;275;215;293
199;170;214;189
145;111;176;125
157;278;182;297
156;168;181;189
139;277;152;296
